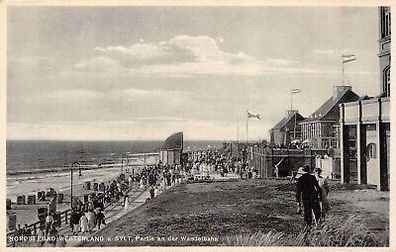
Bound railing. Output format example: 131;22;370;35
6;185;144;247
342;97;390;124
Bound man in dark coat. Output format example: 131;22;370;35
96;209;105;230
296;165;322;228
70;209;81;235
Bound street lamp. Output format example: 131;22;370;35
70;161;81;209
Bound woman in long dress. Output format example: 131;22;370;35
140;177;145;189
86;210;96;233
124;194;129;209
79;212;88;234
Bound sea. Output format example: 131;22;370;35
6;140;223;200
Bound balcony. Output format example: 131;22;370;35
341;97;390;125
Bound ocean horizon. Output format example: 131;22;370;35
6;139;224;175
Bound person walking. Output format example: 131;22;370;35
79;211;89;234
296;165;323;228
70;209;80;235
150;186;155;199
45;213;54;236
96;209;105;230
316;168;330;218
124;193;129;209
86;210;96;233
128;175;133;190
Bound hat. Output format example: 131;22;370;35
295;167;306;179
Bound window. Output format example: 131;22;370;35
366;143;377;160
383;66;391;97
381;7;391;39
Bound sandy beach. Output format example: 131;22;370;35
7;154;158;201
7;154;158;227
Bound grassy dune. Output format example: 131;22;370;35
81;178;389;247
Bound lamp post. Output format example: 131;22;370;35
70;161;80;209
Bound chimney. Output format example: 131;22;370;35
333;85;351;100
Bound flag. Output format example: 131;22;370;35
247;110;260;120
342;54;356;63
291;89;301;94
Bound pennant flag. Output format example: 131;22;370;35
342;54;356;63
247;111;260;120
291;89;301;94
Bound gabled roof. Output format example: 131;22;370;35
271;112;305;130
302;89;359;123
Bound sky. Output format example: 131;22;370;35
7;6;381;141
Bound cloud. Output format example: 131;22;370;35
93;35;252;68
74;35;261;76
73;36;374;78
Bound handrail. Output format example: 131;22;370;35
6;186;143;240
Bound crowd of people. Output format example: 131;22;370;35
185;149;260;180
11;147;334;247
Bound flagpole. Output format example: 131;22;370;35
237;125;239;142
246;118;249;143
341;54;356;85
290;89;301;140
293;111;297;140
341;55;344;85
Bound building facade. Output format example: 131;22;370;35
300;86;360;149
269;110;305;146
339;7;391;191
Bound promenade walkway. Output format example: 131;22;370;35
42;182;178;247
10;171;239;247
62;174;237;247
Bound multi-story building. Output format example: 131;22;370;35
300;86;360;149
339;7;390;191
269;110;305;146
